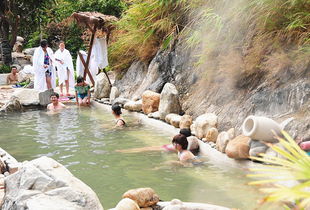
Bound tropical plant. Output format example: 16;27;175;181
248;131;310;209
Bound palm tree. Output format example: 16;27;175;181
248;131;310;209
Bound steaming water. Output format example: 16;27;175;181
0;107;275;209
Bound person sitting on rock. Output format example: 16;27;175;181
172;134;196;163
6;66;19;85
112;104;126;127
47;92;66;111
74;76;91;106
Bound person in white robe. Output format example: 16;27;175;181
33;40;56;91
54;41;74;96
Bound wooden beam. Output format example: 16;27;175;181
78;52;95;86
83;24;97;86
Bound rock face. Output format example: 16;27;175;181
110;86;120;103
225;135;250;159
165;113;182;128
115;198;140;210
0;96;23;112
192;113;218;139
249;140;269;157
179;115;192;129
124;100;142;112
11;89;40;106
94;73;111;99
158;83;181;120
2;156;103;210
142;90;160;114
122;188;159;208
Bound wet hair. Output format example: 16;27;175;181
40;39;48;48
76;76;84;83
50;92;59;99
112;104;122;115
11;66;17;70
179;128;191;137
172;134;188;150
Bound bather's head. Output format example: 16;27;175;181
76;76;84;85
40;39;48;50
50;92;59;104
172;134;188;151
112;104;122;116
179;128;191;137
11;66;18;74
59;41;65;51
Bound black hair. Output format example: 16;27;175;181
112;104;122;115
172;134;188;150
179;128;191;137
59;40;65;44
40;39;48;48
77;76;84;83
50;92;59;99
11;66;17;70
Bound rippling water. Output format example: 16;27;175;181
0;107;275;209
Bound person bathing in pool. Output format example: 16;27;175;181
75;76;91;106
112;104;126;127
172;134;196;163
47;92;66;112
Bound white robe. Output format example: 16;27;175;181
33;47;56;91
54;49;74;88
93;37;108;69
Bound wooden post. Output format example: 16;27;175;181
83;24;97;86
78;52;95;85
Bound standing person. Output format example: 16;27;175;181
74;76;91;106
111;104;125;127
54;41;74;96
33;40;56;91
47;92;66;111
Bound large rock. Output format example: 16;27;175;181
122;188;159;208
205;127;218;143
225;135;250;159
165;113;182;128
124;100;142;112
192;113;218;139
113;98;130;107
2;156;103;210
158;83;181;120
16;36;25;43
0;96;23;112
11;89;40;106
23;48;36;56
148;111;160;119
39;88;54;106
216;132;230;153
13;42;23;53
179;115;192;129
94;72;111;99
115;198;140;210
110;87;120;103
249;139;269;158
142;90;160;114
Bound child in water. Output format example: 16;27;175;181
112;104;126;127
172;134;196;163
74;76;91;106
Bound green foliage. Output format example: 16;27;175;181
248;131;310;209
109;0;195;71
0;65;11;74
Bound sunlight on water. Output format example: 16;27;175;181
0;107;275;209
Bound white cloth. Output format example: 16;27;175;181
92;37;108;69
21;65;34;75
76;50;98;84
54;49;74;88
33;47;56;91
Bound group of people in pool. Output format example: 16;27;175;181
47;94;198;164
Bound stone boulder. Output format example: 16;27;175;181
94;72;111;99
0;96;23;112
11;89;40;106
216;132;230;153
142;91;160;114
122;187;159;208
179;115;192;129
39;89;54;106
16;36;25;43
192;113;218;139
249;140;269;158
158;83;181;120
113;98;130;107
124;100;142;112
148;111;160;119
23;48;36;56
205;127;218;143
2;156;103;210
159;199;230;210
165;114;182;128
115;198;140;210
13;42;23;53
225;135;250;159
110;86;120;103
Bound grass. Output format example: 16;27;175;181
248;131;310;209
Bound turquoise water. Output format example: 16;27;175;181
0;107;275;209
